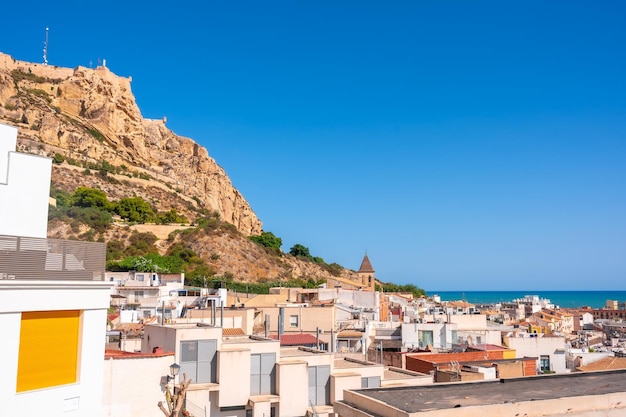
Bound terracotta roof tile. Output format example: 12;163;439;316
337;330;364;338
270;333;321;346
222;328;246;336
577;357;626;372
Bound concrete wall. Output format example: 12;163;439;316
218;348;251;406
449;314;488;330
142;324;224;360
186;308;255;334
277;361;309;417
331;373;361;403
496;361;525;378
437;370;484;382
257;306;336;334
102;354;174;417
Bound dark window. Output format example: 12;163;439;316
540;355;551;372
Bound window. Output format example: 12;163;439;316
250;353;276;395
17;310;80;392
451;330;458;344
289;315;298;328
134;290;144;298
136;274;144;281
180;339;217;383
361;376;381;388
418;330;433;348
308;365;330;406
540;355;551;372
143;310;152;318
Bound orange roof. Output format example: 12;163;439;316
271;333;321;346
222;328;246;336
448;301;475;308
577;357;626;372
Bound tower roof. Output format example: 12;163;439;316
358;254;375;273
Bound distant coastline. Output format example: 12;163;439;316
429;290;626;309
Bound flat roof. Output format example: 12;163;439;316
334;358;381;369
280;347;331;357
345;370;626;413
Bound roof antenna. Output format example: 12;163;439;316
43;27;49;65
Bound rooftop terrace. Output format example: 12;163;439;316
340;370;626;414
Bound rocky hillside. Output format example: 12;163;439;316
0;52;259;235
0;52;360;283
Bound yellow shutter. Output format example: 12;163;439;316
16;310;80;392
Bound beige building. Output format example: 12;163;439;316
105;322;431;417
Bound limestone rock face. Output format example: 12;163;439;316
0;52;261;235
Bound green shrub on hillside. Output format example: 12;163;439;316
114;197;156;223
249;231;282;250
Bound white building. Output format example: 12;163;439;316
0;123;112;416
502;332;569;374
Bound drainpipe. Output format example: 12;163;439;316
316;327;320;350
278;307;284;339
211;299;216;326
220;300;224;327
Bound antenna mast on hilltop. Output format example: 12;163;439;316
43;27;49;65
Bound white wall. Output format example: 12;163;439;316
277;361;309;417
401;322;457;349
0;123;52;238
0;281;112;417
102;354;174;417
503;335;568;373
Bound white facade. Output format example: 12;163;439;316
401;321;458;350
1;124;112;416
1;281;112;416
502;334;569;374
0;123;51;238
102;353;175;417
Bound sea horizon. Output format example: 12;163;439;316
428;290;626;309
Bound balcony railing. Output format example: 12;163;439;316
0;234;105;281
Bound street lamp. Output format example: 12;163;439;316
167;363;180;384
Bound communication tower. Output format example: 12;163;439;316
43;27;49;65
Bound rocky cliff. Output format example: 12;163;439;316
0;52;364;284
0;52;261;235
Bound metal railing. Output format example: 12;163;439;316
0;234;105;281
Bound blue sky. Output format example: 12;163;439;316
2;1;625;291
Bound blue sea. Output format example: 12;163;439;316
429;291;626;309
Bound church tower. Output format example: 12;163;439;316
357;254;376;291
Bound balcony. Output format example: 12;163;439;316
0;234;105;281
